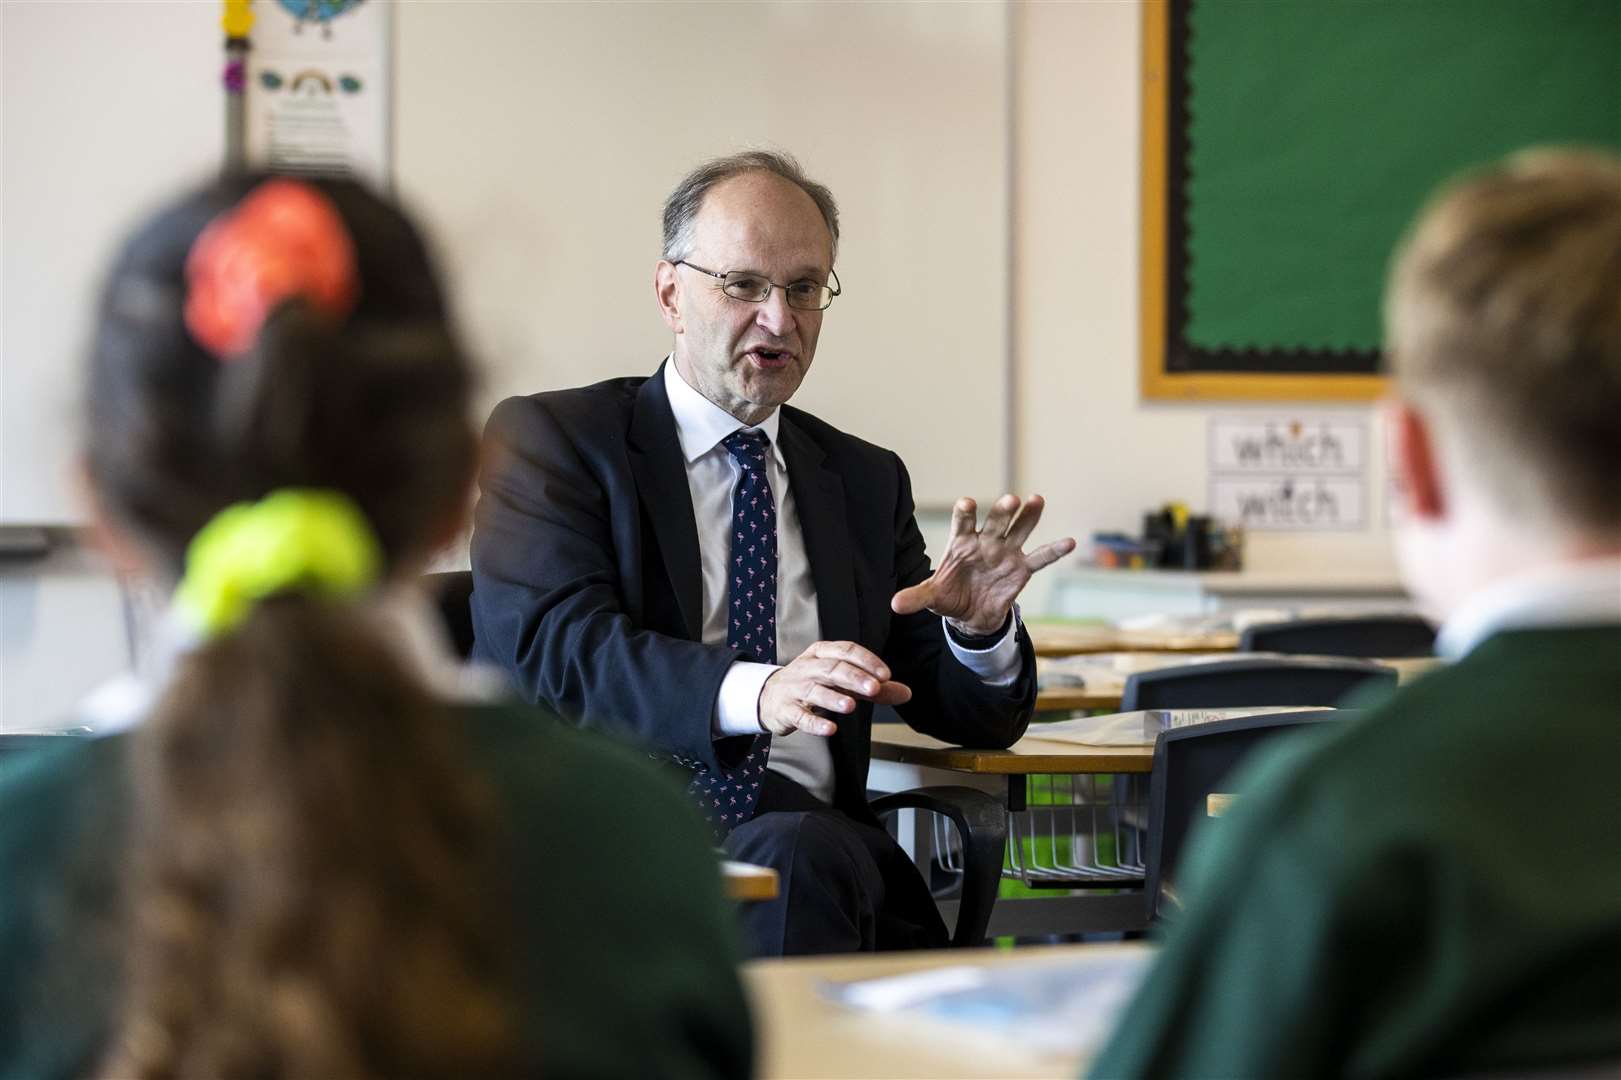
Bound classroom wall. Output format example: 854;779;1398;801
1009;1;1397;617
0;539;131;733
0;1;1399;730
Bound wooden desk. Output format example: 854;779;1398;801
745;942;1150;1079
872;721;1156;776
1034;686;1125;713
1035;654;1444;714
723;860;779;902
1029;622;1239;657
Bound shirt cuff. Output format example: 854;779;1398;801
943;606;1022;687
714;660;779;737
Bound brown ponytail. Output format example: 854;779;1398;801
82;176;516;1076
106;599;514;1078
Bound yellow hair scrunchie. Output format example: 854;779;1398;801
175;489;384;638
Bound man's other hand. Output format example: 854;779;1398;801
890;493;1076;635
757;641;912;737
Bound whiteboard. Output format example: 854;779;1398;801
1;2;1009;524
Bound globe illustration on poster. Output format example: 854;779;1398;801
277;0;366;38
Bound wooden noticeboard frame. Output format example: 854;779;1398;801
1139;0;1386;402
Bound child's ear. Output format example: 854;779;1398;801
76;459;152;577
1382;398;1446;522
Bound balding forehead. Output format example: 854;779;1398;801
691;171;835;269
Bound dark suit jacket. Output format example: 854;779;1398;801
470;363;1036;822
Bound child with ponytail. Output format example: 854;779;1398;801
0;176;752;1079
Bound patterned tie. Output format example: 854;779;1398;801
688;429;777;837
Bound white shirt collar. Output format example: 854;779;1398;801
1436;555;1621;660
662;355;786;470
79;583;508;736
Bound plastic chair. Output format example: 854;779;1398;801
1121;656;1396;711
871;786;1008;947
1144;709;1357;921
1239;615;1436;658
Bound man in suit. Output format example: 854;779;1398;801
1091;149;1621;1076
470;151;1075;956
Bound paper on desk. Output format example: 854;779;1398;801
1027;707;1333;746
820;950;1153;1056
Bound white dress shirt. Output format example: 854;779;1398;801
1435;555;1621;660
661;360;1020;804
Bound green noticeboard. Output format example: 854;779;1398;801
1141;0;1621;401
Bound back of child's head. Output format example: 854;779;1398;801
1386;148;1621;537
85;174;476;579
82;176;517;1079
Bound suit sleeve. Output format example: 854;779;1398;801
470;395;751;773
880;455;1036;749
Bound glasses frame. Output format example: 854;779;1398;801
674;260;842;311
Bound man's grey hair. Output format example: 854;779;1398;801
661;150;840;263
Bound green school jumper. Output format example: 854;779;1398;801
0;705;753;1080
1091;626;1621;1079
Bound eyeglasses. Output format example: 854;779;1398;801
674;260;842;311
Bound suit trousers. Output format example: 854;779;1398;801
721;771;950;957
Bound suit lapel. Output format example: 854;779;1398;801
778;413;860;647
628;365;704;641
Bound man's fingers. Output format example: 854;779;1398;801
786;706;837;738
981;492;1021;539
890;581;934;616
948;497;978;540
872;679;912;706
804;684;858;715
806;640;890;680
1025;536;1078;573
1004;494;1046;547
793;679;909;716
818;659;891;698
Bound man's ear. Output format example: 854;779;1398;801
654;260;683;333
1383;397;1446;522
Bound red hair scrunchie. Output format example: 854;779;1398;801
184;179;359;360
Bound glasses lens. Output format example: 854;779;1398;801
722;273;771;302
785;282;832;311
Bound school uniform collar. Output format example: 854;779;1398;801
1436;555;1621;660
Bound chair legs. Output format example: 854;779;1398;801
871;786;1007;947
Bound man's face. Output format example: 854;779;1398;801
661;172;834;424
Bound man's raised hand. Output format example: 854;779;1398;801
890;494;1076;635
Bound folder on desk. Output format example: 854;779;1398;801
820;949;1153;1055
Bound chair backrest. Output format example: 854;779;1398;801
1121;657;1397;711
1239;614;1437;658
423;570;476;660
1145;709;1356;921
